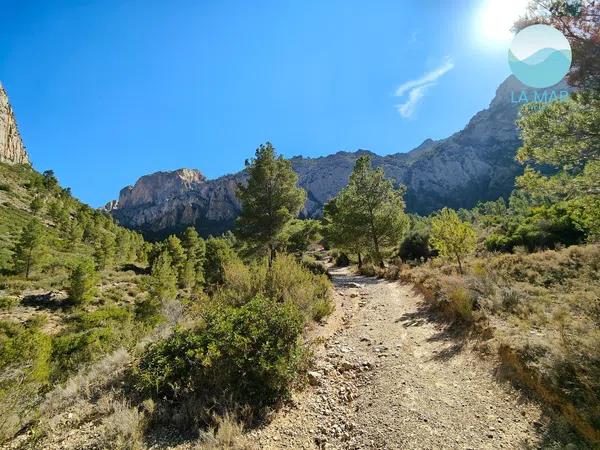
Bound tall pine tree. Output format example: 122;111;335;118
12;219;46;278
236;142;306;266
329;156;408;267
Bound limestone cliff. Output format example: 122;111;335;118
109;76;570;238
0;83;30;165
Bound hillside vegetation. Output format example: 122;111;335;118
0;145;334;449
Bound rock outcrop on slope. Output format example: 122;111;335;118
0;83;30;165
109;76;570;238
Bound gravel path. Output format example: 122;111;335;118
244;267;546;449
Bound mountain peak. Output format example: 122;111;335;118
0;82;30;165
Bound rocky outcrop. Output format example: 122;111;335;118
0;83;30;165
110;76;571;238
110;169;245;238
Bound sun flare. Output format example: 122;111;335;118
476;0;530;45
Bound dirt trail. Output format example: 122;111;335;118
243;267;546;449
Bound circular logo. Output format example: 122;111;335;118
508;24;572;88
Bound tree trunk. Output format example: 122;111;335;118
372;234;384;268
25;247;32;279
456;253;463;275
357;252;362;268
269;244;275;269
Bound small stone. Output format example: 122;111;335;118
307;371;323;386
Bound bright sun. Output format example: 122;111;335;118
476;0;530;45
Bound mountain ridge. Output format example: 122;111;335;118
108;75;571;239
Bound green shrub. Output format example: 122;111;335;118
51;306;134;379
301;256;328;276
217;258;267;306
334;252;350;267
446;284;474;322
0;318;51;440
0;183;11;192
398;229;435;261
133;295;305;408
68;260;98;304
267;254;333;321
358;263;378;277
0;296;19;310
204;237;239;286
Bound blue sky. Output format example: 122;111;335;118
1;0;526;206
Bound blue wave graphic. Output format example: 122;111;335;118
509;48;571;88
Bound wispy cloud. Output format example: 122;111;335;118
395;57;454;118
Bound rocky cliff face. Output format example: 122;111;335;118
0;83;30;165
109;76;570;238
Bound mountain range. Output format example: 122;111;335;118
109;75;563;239
0;76;569;240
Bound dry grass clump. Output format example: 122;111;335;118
41;347;131;417
194;412;252;450
98;399;146;450
400;244;600;444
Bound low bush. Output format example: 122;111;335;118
0;296;19;310
51;306;136;380
133;295;305;412
398;229;435;261
301;256;328;277
0;318;52;441
334;252;350;267
267;254;332;321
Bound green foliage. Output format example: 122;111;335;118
134;295;305;408
484;203;586;253
0;297;19;310
300;255;328;277
215;253;333;322
282;219;323;253
0;318;52;440
236;142;306;264
516;93;600;240
398;229;434;261
204;237;239;286
430;208;476;274
267;254;333;322
0;319;51;387
12;219;46;278
29;195;43;215
181;226;206;287
94;232;116;270
324;156;408;267
148;250;178;302
68;260;98;304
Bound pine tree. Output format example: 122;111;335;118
29;195;44;215
236;142;306;266
148;250;178;302
68;260;97;304
328;156;408;267
181;226;206;286
93;233;117;270
204;237;237;285
430;208;477;274
12;219;45;278
166;235;187;286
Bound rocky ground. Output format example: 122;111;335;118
241;267;546;450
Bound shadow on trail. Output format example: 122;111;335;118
21;291;74;310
